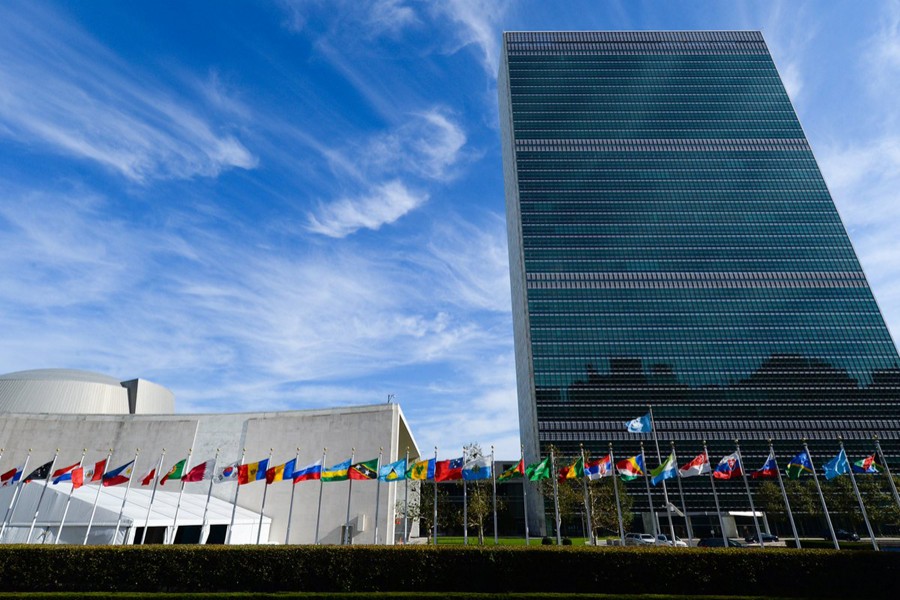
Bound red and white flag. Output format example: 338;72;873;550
139;468;157;486
182;459;216;482
679;453;710;478
72;458;107;490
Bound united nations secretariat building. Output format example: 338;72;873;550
0;369;419;545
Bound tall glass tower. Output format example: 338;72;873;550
499;31;900;516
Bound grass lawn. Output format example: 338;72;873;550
0;594;800;599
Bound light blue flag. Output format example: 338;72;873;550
378;458;407;482
626;412;652;433
823;449;849;481
650;452;677;486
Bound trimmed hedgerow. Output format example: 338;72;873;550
0;546;895;598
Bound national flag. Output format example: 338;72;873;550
713;453;743;480
434;457;464;482
349;458;379;480
751;452;779;480
293;459;323;482
525;457;551;481
679;453;710;478
616;454;644;481
140;468;157;486
462;455;492;481
24;460;54;483
823;449;849;481
213;462;240;483
498;459;525;483
852;454;883;474
0;466;24;487
160;459;186;486
650;452;677;486
102;460;135;487
237;459;269;484
182;459;216;483
786;450;814;480
322;459;351;482
266;459;296;484
379;459;407;482
85;458;108;484
406;458;434;481
585;455;613;480
626;413;652;433
558;457;584;481
52;462;80;484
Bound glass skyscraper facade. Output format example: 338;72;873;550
499;31;900;517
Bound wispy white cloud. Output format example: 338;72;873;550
307;179;428;238
0;3;256;182
430;0;511;76
307;108;467;237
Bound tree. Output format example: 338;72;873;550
459;442;506;544
396;480;454;542
534;445;584;536
588;476;633;537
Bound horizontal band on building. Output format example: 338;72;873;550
514;138;810;152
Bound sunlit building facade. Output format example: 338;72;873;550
499;31;900;525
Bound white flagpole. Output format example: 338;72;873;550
256;448;274;545
0;450;31;542
55;448;85;545
26;449;59;543
734;440;764;547
285;447;300;545
551;447;561;544
113;448;140;545
199;448;219;545
462;446;468;546
343;448;355;545
314;448;326;545
225;448;245;545
609;443;625;545
432;446;438;546
769;440;800;549
168;448;193;545
640;443;658;540
403;447;410;544
83;448;113;545
648;407;676;544
840;438;878;551
703;440;727;546
521;445;530;545
491;445;498;545
374;447;383;544
580;444;594;545
141;449;165;545
670;441;693;544
805;440;839;550
874;436;900;513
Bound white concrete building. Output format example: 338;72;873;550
0;369;420;545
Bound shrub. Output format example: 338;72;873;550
0;545;895;598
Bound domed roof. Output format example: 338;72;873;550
0;368;124;386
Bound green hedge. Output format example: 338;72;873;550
0;546;896;598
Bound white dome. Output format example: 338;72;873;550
0;369;174;415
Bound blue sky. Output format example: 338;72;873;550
2;1;899;459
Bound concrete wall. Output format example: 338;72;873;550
0;403;420;544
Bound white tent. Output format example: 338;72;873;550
0;482;269;545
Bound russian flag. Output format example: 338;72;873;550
293;459;323;482
751;452;778;479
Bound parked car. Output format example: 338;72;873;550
697;537;746;548
745;532;779;544
624;533;656;546
825;529;860;542
656;534;688;547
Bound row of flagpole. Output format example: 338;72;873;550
1;434;898;547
